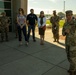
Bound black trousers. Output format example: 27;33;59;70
28;25;35;41
17;25;28;42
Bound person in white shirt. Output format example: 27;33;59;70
38;11;46;45
17;8;28;46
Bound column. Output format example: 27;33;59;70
21;0;28;15
12;0;21;31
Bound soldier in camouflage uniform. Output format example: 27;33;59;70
62;10;76;75
0;12;10;42
50;10;60;42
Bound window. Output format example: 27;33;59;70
0;1;11;9
0;0;11;16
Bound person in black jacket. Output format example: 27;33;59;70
26;9;37;42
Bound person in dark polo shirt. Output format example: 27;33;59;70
26;9;37;42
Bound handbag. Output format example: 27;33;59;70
42;25;46;30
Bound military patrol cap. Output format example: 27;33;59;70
53;10;56;13
66;10;73;15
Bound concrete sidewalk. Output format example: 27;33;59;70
0;28;69;75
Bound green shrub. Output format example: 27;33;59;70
46;19;65;28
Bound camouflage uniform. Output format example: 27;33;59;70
62;10;76;75
50;11;60;42
0;12;10;41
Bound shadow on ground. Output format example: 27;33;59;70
0;32;69;75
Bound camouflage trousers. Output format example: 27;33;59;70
52;27;59;41
0;27;9;41
66;45;76;72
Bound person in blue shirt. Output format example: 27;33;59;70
26;9;37;42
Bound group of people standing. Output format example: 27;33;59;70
0;8;59;45
0;8;76;75
16;8;47;46
17;8;76;75
16;8;60;46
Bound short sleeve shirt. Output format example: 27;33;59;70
17;14;26;25
26;14;37;25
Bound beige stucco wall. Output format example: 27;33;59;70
21;0;28;15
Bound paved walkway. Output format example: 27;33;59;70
0;28;69;75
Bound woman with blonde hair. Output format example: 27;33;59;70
38;11;46;45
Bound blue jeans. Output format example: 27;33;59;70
28;25;35;41
17;25;28;42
